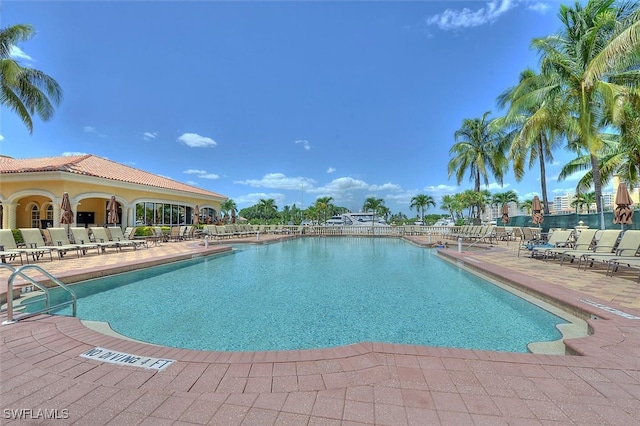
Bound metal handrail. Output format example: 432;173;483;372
2;264;77;325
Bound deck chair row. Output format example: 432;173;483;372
0;227;144;265
532;229;640;281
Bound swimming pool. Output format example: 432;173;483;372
32;237;567;352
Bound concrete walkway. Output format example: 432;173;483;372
2;234;640;425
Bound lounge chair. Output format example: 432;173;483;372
20;228;80;259
581;230;640;270
107;226;144;249
545;229;598;261
71;227;118;253
607;257;640;282
48;227;101;256
529;230;573;259
169;226;182;242
91;227;138;250
517;227;545;257
0;229;46;263
556;230;621;266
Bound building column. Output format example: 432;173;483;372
4;203;18;229
53;203;61;226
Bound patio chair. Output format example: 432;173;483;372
169;226;182;242
0;229;48;263
517;227;545;257
581;230;640;270
107;226;145;249
71;227;117;253
607;257;640;282
20;228;80;259
48;227;101;256
557;230;621;266
91;227;138;251
545;229;597;261
529;230;573;259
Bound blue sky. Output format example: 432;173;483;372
0;0;602;216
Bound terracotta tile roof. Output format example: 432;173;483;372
0;154;226;199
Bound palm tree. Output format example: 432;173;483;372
521;199;534;215
571;191;597;213
440;194;462;222
447;111;507;219
409;194;436;224
362;197;386;228
257;199;278;224
220;199;237;223
532;0;640;222
496;68;566;214
0;24;62;134
491;190;519;208
314;196;334;225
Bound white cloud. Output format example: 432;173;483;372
177;133;217;148
62;151;88;156
295;139;311;150
308;177;370;194
483;182;511;191
234;173;316;190
143;131;158;141
200;173;219;180
527;1;551;14
0;134;4;141
236;192;287;207
183;169;219;180
10;46;32;61
327;167;336;174
369;182;401;192
423;184;458;194
186;180;199;186
83;126;96;133
426;0;516;30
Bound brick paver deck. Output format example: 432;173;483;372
2;233;640;425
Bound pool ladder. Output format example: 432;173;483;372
1;264;77;325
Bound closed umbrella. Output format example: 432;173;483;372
231;209;236;224
193;205;199;225
614;182;634;229
60;192;74;234
531;196;544;225
106;196;119;225
501;203;510;224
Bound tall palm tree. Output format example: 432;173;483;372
447;111;508;218
220;199;237;223
257;199;278;224
0;24;62;134
314;196;334;225
409;194;436;224
496;68;566;214
531;0;640;222
571;191;597;213
440;194;462;222
362;197;386;228
491;190;519;208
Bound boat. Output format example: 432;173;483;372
325;212;390;227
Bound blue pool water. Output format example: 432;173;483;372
35;238;566;352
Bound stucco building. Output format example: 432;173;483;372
0;154;226;230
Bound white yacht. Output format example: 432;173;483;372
325;212;390;227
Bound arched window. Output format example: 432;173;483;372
31;205;40;228
46;205;54;221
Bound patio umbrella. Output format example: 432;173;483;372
106;196;118;225
60;192;74;234
613;182;634;228
501;203;510;224
532;196;544;225
193;205;199;225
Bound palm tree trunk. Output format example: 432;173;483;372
590;153;604;227
538;134;550;215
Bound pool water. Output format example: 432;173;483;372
35;238;566;352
